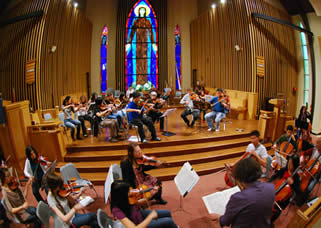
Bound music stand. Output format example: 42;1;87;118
41;160;57;190
161;108;177;136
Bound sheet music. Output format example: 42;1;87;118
275;152;287;168
104;165;114;204
79;196;94;207
174;162;200;197
202;186;240;215
161;108;177;118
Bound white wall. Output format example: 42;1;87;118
307;13;321;134
86;0;118;94
167;0;198;92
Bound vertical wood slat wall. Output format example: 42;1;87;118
0;0;92;110
0;0;49;109
39;0;92;109
116;0;168;92
191;0;298;116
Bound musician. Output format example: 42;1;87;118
0;167;11;226
269;155;301;222
127;92;161;144
92;97;120;142
121;143;167;205
62;96;82;140
46;173;99;228
273;125;297;151
126;85;135;99
211;158;275;227
247;130;268;168
111;180;178;228
180;88;200;127
146;91;165;131
194;80;205;95
78;95;92;138
299;128;315;166
295;105;312;138
205;88;228;132
0;169;42;228
24;146;50;202
104;92;124;130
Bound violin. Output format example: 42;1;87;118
224;152;252;187
58;181;84;198
128;184;153;205
7;176;29;190
36;155;50;166
190;93;200;101
136;154;160;166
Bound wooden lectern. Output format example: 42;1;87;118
269;99;284;142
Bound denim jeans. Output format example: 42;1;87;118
205;111;226;129
108;111;123;128
72;212;99;228
64;118;81;138
141;210;177;228
23;206;42;228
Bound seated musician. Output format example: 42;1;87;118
104;92;124;130
121;143;167;205
46;173;99;228
62;96;82;140
269;155;301;222
78;95;92;138
273;125;297;152
180;88;200;127
24;146;50;202
146;91;165;131
127;92;161;144
0;169;42;228
194;80;205;95
126;85;135;99
111;180;178;228
211;158;275;227
92;97;120;142
245;130;268;168
205;88;228;132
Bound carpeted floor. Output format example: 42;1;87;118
6;171;320;227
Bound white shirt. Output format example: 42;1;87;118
180;94;194;109
24;159;47;178
246;143;268;159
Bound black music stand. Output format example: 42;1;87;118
161;108;176;136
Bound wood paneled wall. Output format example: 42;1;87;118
0;0;50;109
191;0;298;116
0;0;92;110
116;0;168;91
39;0;92;109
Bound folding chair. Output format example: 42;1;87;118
97;209;125;228
36;201;52;227
60;163;98;197
1;198;27;226
111;164;122;181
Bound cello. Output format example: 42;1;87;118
299;152;321;193
272;137;294;171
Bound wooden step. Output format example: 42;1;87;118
75;156;241;184
58;143;273;172
66;132;251;152
64;137;252;162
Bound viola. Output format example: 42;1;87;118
299;153;321;193
190;93;200;101
7;176;28;190
128;184;153;205
58;181;84;198
224;152;251;187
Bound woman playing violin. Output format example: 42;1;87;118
269;154;301;222
62;96;82;140
46;173;99;228
0;169;42;228
111;180;178;228
146;91;165;132
24;146;51;202
121;143;167;205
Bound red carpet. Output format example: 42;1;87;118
10;171;320;227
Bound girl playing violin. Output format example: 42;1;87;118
24;146;51;202
269;154;301;222
78;95;92;138
62;96;82;140
111;180;178;228
46;173;99;228
0;169;42;228
121;143;167;205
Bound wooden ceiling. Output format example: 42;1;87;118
280;0;315;15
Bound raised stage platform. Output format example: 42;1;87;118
56;109;272;184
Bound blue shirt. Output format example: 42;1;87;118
210;96;225;113
127;101;143;122
220;181;275;228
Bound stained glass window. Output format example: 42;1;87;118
101;26;108;93
299;22;310;105
175;25;181;90
125;0;158;91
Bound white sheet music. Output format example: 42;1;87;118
275;151;287;168
161;108;177;118
104;165;114;204
174;162;200;197
202;186;240;215
79;196;94;207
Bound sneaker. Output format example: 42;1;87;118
151;137;161;141
216;128;220;132
208;128;214;132
83;134;88;138
142;139;148;144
